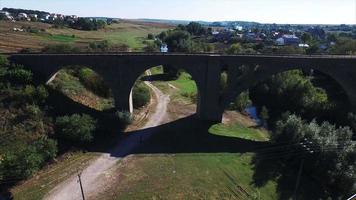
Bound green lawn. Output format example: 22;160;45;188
209;123;270;142
11;152;98;200
169;72;198;95
97;153;277;200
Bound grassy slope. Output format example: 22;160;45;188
0;20;170;52
11;152;98;200
209;123;270;142
48;69;115;111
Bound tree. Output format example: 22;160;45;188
147;33;154;40
55;114;97;144
143;42;159;52
163;30;192;52
301;33;311;44
184;22;206;36
272;114;356;198
132;81;150;108
250;70;331;124
226;43;243;54
232;91;252;112
260;106;269;126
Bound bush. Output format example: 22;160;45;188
42;44;80;53
272;114;356;198
0;138;57;180
132;81;150;108
143;42;159;52
147;33;154;40
21;85;49;104
231;90;252;112
55;114;97;144
6;66;33;84
115;111;133;125
78;68;111;98
89;40;110;51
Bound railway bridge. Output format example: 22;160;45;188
9;53;356;121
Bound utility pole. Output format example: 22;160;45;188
77;172;86;200
293;138;314;200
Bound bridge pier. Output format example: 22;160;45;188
196;60;224;122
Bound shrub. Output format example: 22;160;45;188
115;111;133;125
6;66;33;84
55;114;97;144
132;81;150;108
89;40;110;51
147;33;154;40
0;138;57;180
78;68;111;98
273;114;356;198
42;44;80;53
231;90;252;112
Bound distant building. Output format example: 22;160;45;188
276;34;300;46
29;14;37;18
298;44;310;48
234;25;243;31
17;13;29;21
49;13;58;21
160;44;168;53
0;11;13;20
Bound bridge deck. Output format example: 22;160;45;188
4;52;356;59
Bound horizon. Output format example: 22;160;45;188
1;0;355;25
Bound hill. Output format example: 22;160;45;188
0;20;172;53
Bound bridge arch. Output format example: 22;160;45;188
127;64;202;118
222;62;355;117
46;65;116;112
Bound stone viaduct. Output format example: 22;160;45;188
8;53;356;122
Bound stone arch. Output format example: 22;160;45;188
126;63;203;115
46;64;116;111
223;62;356;112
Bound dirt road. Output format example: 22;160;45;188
43;72;170;200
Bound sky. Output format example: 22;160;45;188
1;0;355;24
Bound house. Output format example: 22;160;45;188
29;14;38;21
56;14;64;20
0;11;13;20
29;14;37;18
298;44;310;48
160;44;168;53
17;13;29;21
275;34;300;46
49;13;58;21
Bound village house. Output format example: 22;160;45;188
276;34;300;46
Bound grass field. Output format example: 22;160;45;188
209;122;270;142
96;153;277;200
169;72;198;95
0;20;171;52
95;120;276;199
11;152;98;200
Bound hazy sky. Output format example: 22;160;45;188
1;0;355;24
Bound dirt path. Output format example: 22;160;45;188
43;72;170;200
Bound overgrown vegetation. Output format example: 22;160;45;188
0;55;58;187
253;114;355;199
55;114;97;144
132;81;150;109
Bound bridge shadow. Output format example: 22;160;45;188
46;88;326;200
105;114;270;158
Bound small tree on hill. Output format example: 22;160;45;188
55;114;97;144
